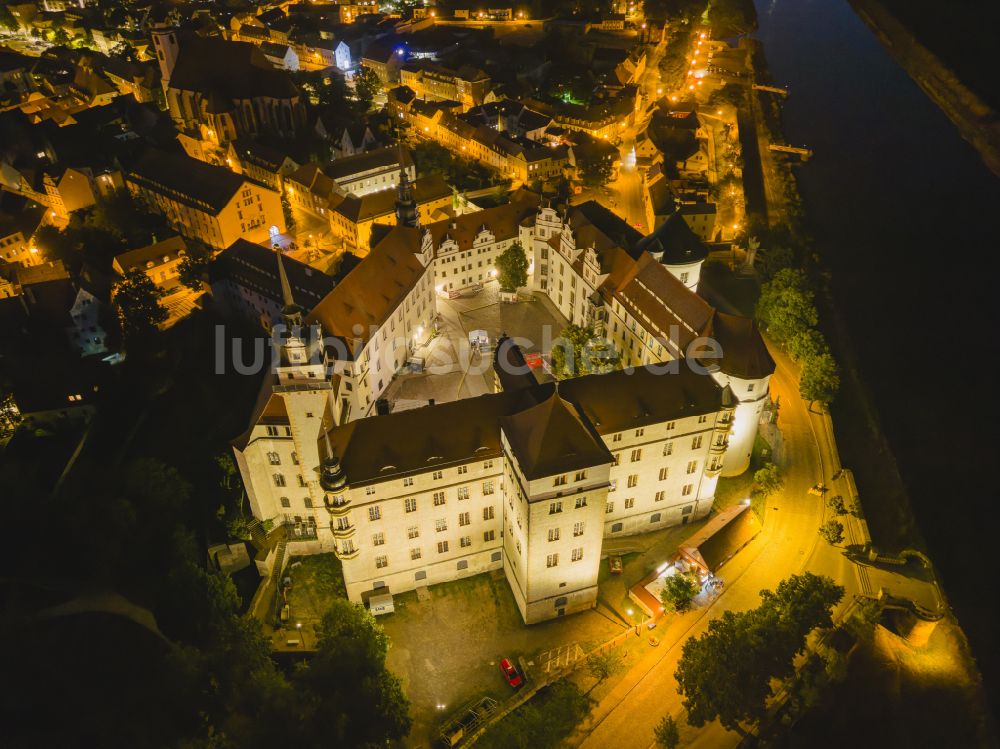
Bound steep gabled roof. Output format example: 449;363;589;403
500;390;612;481
704;311;776;380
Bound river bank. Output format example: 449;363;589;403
741;2;997;738
849;0;1000;178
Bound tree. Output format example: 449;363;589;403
755;268;818;344
113;268;167;342
354;66;382;111
290;599;412;747
799;350;840;405
577;149;614;187
660;572;700;613
786;327;825;363
585;648;624;686
752;462;782;499
826;494;847;516
0;4;19;31
496;240;528;292
819;519;845;545
654;715;681;749
177;253;211;293
707;0;757;37
550;324;620;379
675;573;843;734
281;192;296;234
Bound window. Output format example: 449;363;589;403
682;504;694;515
457;465;468;475
403;477;414;487
484;529;495;542
549;501;562;514
432;470;443;480
267;451;280;465
460;536;471;548
407;526;419;539
573;521;585;537
546;553;559;568
365;486;376;496
682;484;694;496
437;540;449;554
291;452;299;465
698;415;708;423
457;486;469;500
659;467;669;481
435;518;447;532
484;459;494;469
625;497;635;509
611;522;623;532
747;383;755;392
368;506;381;521
548;528;560;542
280;496;291;508
433;491;446;506
372;532;385;546
483;480;495;495
663;442;673;456
298;475;308;487
655;490;666;502
575;497;587;509
405;498;417;513
627;474;638;488
273;473;286;487
483;506;495;520
459;512;470;527
635;428;644;437
554;475;567;487
574;470;587;481
630;448;642;462
651;512;662;523
612;433;622;443
687;460;698;474
612;452;620;466
606;501;614;513
666;421;675;431
375;555;388;569
571;547;583;562
410;548;422;560
266;426;279;436
304;497;313;508
692;435;703;449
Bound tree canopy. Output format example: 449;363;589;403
496;240;529;292
660;572;700;612
550;324;620;379
113;268;167;343
755;268;818;345
799;350;841;405
752;462;783;499
675;573;843;734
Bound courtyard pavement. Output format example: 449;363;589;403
381;571;621;748
383;284;567;411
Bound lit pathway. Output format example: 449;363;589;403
570;344;866;748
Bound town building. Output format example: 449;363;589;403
112;235;189;290
126;150;285;249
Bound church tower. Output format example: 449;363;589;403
394;142;419;228
150;24;180;89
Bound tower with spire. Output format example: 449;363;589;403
275;249;312;370
394;141;419;228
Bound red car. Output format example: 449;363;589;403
499;658;523;688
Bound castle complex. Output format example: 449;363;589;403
233;182;774;623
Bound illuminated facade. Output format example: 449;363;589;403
233;198;771;622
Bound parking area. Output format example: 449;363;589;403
383;284;568;412
380;571;620;748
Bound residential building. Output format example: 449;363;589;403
126;150;285;249
112;235;189;290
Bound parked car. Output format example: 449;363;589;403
499;658;523;688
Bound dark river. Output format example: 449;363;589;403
753;0;1000;703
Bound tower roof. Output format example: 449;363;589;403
500;389;612;481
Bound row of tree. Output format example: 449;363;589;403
756;267;841;405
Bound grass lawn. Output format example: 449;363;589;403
278;553;346;638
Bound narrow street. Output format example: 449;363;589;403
571;345;865;748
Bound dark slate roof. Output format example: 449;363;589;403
316;366;723;487
634;211;709;265
681;503;761;573
500;391;613;481
704;312;776;381
126;149;248;214
167;34;299;100
211;239;337;310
